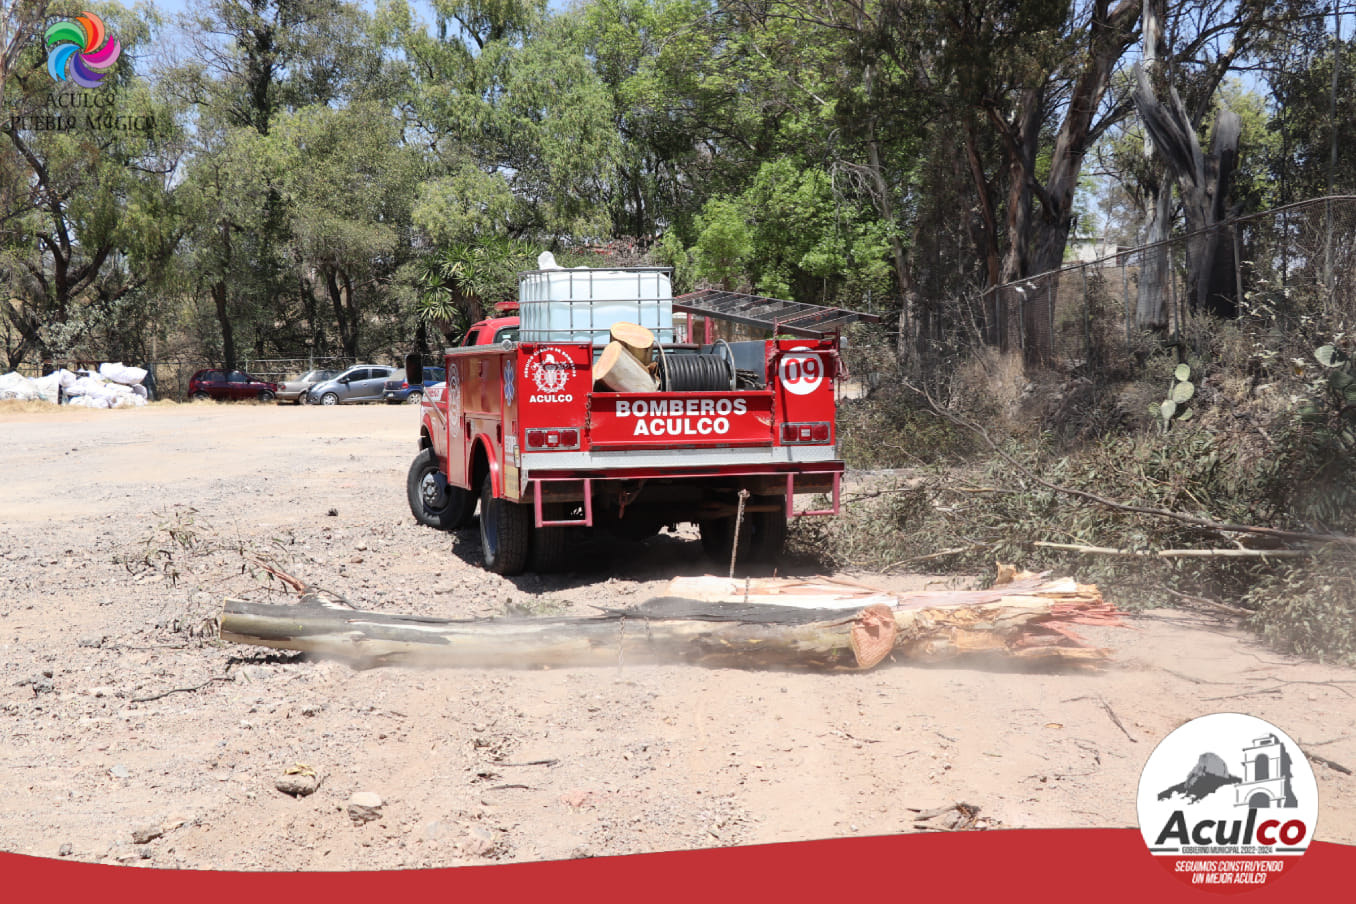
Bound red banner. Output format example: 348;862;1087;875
3;830;1351;903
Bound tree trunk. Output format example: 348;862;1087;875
219;574;1121;670
1132;65;1241;319
594;340;657;392
341;270;360;357
1135;0;1171;330
860;65;919;368
326;269;358;358
609;322;656;364
212;280;236;372
996;89;1044;362
1136;185;1173;329
1027;0;1143;280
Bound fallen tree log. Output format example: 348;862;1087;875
594;340;658;392
219;573;1120;671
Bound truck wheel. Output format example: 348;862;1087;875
747;505;789;562
699;517;749;562
406;449;471;530
479;474;531;575
700;497;787;564
528;526;570;573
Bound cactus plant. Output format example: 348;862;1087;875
1154;363;1196;430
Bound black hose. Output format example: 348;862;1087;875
659;352;735;392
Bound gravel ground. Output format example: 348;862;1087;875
1;401;1352;870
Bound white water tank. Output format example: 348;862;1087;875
519;265;674;344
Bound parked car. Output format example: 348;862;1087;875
187;369;280;402
383;366;447;404
276;368;339;404
305;365;396;405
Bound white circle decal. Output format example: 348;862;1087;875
779;349;823;396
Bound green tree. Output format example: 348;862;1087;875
388;0;617;248
1268;37;1356;201
270;102;422;358
1;3;181;370
169;0;387;368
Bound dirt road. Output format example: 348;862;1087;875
1;402;1352;870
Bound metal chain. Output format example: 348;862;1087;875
728;488;749;579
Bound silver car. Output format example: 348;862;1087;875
306;365;397;405
276;368;339;404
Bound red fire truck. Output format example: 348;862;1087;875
405;263;875;575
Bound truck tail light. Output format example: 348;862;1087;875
525;428;580;451
780;422;831;444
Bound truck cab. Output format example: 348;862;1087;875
461;317;520;347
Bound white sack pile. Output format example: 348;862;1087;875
0;363;149;408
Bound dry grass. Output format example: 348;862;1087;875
0;399;59;414
0;398;179;417
948;348;1029;435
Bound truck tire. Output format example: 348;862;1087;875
406;449;472;530
699;517;749;562
528;526;569;573
479;474;531;575
700;497;787;564
747;505;788;562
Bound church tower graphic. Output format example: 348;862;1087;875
1235;733;1298;808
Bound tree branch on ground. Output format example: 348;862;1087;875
906;381;1356;550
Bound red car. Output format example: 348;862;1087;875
187;369;280;402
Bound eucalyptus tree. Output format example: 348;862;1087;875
1266;35;1356;201
169;0;387;368
0;3;181;370
0;0;49;101
386;0;619;248
269;102;422;358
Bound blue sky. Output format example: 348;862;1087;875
147;0;194;17
146;0;439;19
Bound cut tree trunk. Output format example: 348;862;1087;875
219;573;1121;671
610;322;655;365
594;340;658;392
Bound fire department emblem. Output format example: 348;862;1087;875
525;347;575;394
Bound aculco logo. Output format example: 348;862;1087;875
1154;806;1308;848
1137;713;1318;892
524;347;576;403
45;12;121;88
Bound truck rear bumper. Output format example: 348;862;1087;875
521;445;838;474
520;449;843;527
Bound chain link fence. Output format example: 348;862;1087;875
238;356;356;386
984;196;1356;372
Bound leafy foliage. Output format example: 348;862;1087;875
1246;560;1356;664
